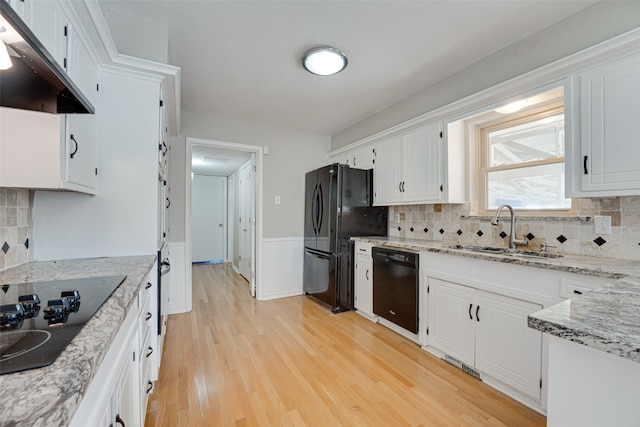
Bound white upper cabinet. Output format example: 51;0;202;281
373;121;460;205
566;51;640;197
350;145;374;170
30;0;68;68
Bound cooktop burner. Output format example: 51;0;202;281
0;275;126;375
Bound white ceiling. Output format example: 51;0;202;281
98;0;595;136
192;145;252;176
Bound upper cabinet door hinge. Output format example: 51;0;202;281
96;83;99;92
439;131;443;138
427;285;430;294
64;25;68;37
440;184;443;192
95;168;98;175
159;99;164;107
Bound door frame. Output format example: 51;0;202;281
186;137;263;299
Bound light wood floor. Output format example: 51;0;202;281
145;263;546;426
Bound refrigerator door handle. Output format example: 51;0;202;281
305;248;332;260
316;182;324;234
311;183;319;234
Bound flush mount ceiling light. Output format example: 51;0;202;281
302;46;347;76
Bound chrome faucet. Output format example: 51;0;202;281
490;204;528;249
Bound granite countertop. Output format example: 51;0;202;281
354;236;640;364
0;255;156;427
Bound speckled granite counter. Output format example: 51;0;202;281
354;237;640;364
0;255;156;427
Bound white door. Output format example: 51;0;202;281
427;277;476;367
238;161;253;283
192;174;226;263
354;252;373;317
475;291;543;400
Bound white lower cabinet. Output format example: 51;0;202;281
354;242;375;320
427;277;543;401
70;265;159;427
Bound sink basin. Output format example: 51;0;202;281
448;244;562;258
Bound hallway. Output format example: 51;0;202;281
145;263;545;426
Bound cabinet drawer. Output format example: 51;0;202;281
139;294;152;348
560;277;606;299
355;242;374;256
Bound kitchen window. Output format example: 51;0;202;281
478;100;575;215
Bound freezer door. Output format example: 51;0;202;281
303;249;339;311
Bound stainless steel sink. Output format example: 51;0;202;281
448;244;562;258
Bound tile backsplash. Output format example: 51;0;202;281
0;188;30;270
388;196;640;261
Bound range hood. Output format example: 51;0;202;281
0;1;94;114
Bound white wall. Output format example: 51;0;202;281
31;71;161;260
332;1;640;149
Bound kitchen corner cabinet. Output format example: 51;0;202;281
354;242;376;320
373;121;463;206
427;277;543;402
566;51;640;197
350;145;374;170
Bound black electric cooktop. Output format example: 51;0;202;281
0;275;126;375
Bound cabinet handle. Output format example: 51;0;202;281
398;181;402;192
358;248;367;252
166;198;171;208
115;414;125;427
476;306;480;322
146;312;152;321
468;303;473;320
145;282;152;289
146;380;153;394
401;181;405;192
146;346;153;358
573;290;583;295
365;269;369;280
162;141;168;157
583;155;589;175
70;135;78;159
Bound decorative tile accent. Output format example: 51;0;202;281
526;232;535;241
457;229;463;236
24;239;29;249
476;230;483;237
557;234;568;244
2;284;9;294
410;227;414;232
499;231;507;239
439;228;445;235
594;236;607;246
397;226;402;231
2;242;9;254
423;227;429;233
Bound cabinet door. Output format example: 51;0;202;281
66;113;97;190
403;122;442;202
579;53;640;194
427;278;475;367
354;253;373;317
351;145;374;170
67;28;98;105
30;0;67;68
475;291;542;400
373;136;403;205
115;334;140;427
7;0;33;26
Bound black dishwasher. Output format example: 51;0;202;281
372;247;419;333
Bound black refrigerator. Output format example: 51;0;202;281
303;163;388;313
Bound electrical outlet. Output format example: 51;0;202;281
593;215;611;235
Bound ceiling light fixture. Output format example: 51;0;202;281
0;39;12;70
302;46;347;76
495;99;529;114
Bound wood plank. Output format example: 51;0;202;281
146;263;546;426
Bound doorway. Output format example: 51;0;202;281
187;138;263;298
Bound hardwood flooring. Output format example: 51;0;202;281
145;263;546;426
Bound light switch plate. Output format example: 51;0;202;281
593;215;611;235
